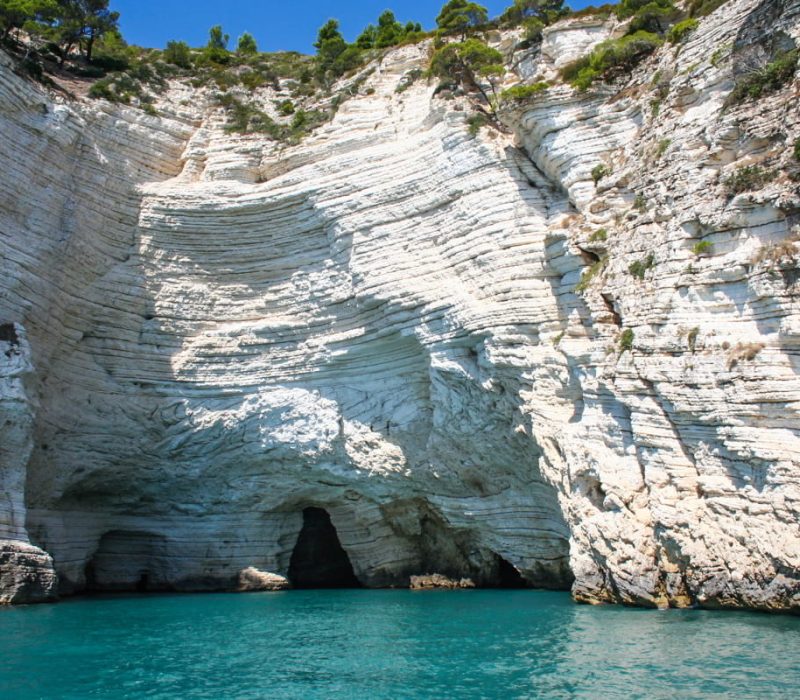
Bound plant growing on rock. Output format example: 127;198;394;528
692;240;712;256
500;0;569;27
687;0;729;17
429;38;504;108
236;32;258;56
619;328;634;353
628;253;655;279
395;68;423;93
589;228;608;242
723;165;774;196
314;19;362;82
591;163;610;185
620;0;679;35
575;256;607;292
467;112;489;136
436;0;488;39
163;40;191;68
560;31;663;90
667;18;698;44
795;138;800;162
729;50;798;104
498;81;549;103
198;25;230;65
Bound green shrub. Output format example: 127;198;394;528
211;69;240;90
656;138;671;157
667;18;699;44
569;4;618;20
729;50;798;104
619;328;634;352
467;112;490;136
241;70;267;90
429;39;504;103
395;68;423;93
88;78;116;101
723;165;773;195
91;53;130;72
629;253;655;279
633;193;647;211
291;110;308;130
795;138;800;162
624;0;679;35
589;228;608;242
278;99;295;115
575;257;607;292
650;98;661;116
70;64;106;78
560;30;663;89
687;0;727;17
163;40;192;69
499;81;549;103
692;240;712;256
592;163;610;184
217;94;282;136
710;43;731;67
521;17;545;45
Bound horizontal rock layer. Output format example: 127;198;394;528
0;0;798;610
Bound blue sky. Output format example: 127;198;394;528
111;1;598;53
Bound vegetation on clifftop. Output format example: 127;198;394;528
0;0;746;135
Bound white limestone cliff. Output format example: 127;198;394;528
0;0;798;610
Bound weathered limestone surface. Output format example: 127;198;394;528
0;0;798;609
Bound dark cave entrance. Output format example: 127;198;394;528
288;507;360;588
494;554;527;588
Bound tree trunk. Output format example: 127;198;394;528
60;42;73;67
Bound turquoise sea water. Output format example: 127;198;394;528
1;590;798;699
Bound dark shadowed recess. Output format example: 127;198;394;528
84;530;170;593
0;323;19;345
288;507;361;588
496;554;527;588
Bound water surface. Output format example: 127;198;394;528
1;590;798;699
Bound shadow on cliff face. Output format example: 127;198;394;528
288;507;361;588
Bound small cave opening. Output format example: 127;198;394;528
84;530;168;593
288;507;361;588
495;554;527;589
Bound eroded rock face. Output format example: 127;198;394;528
0;324;57;602
0;0;798;609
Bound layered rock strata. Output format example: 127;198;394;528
0;0;798;610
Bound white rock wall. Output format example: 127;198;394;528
0;0;798;609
